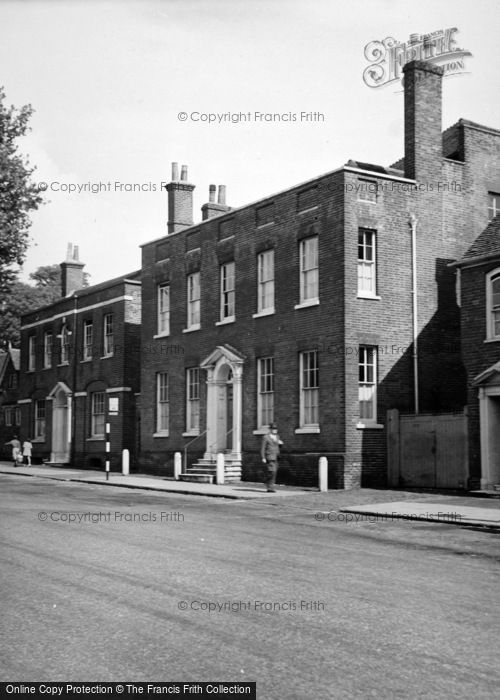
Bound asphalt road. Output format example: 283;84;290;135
1;474;499;700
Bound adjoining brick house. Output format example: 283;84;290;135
454;215;500;490
0;345;21;454
18;245;141;468
137;60;500;487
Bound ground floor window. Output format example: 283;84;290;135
257;357;274;428
156;372;169;434
91;392;105;437
4;406;20;427
359;345;377;422
34;400;46;440
186;368;200;433
300;350;319;427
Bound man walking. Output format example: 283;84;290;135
261;422;283;493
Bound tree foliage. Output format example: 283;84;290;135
0;264;90;347
0;86;44;293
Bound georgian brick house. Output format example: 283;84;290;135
17;245;141;468
137;61;500;487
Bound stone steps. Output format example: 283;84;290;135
184;457;242;483
178;473;214;484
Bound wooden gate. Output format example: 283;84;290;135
387;409;468;489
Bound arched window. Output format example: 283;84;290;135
486;269;500;340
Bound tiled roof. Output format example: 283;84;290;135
460;215;500;262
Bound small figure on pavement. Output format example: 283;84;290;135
261;422;283;493
22;438;33;466
5;435;21;467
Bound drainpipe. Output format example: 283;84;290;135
409;213;419;415
70;294;78;466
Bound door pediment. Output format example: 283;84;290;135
473;360;500;387
200;344;245;370
47;381;73;398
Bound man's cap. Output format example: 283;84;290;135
269;422;278;429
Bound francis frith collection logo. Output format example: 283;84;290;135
363;28;472;89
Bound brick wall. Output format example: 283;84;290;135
18;278;141;467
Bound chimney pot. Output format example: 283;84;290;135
209;184;216;203
166;163;195;233
218;185;226;206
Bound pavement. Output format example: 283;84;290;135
2;461;500;529
339;500;500;529
0;462;306;500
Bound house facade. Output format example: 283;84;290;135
456;215;500;490
0;346;20;454
138;60;500;487
17;245;141;468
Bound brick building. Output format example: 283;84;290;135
138;60;500;487
17;245;141;468
0;345;20;454
455;215;500;490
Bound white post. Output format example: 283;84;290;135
319;456;328;492
174;451;182;480
121;449;130;475
216;452;225;485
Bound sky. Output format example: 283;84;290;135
1;0;499;286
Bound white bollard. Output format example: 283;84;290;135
121;449;130;475
174;452;182;480
216;453;225;485
319;456;328;492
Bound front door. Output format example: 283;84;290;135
215;374;233;451
51;388;70;463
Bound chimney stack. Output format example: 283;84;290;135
201;184;231;221
60;243;85;297
403;60;444;181
166;162;195;234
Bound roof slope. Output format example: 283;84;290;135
460;215;500;263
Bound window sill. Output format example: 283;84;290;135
484;337;500;344
153;432;169;438
356;422;384;430
216;317;235;326
252;308;275;319
297;205;319;215
357;294;381;300
86;437;105;441
153;333;170;339
26;370;35;374
256;221;275;229
182;431;200;437
295;426;320;434
294;299;319;310
57;362;70;367
81;359;92;363
42;366;52;370
253;428;269;435
183;325;201;334
100;355;114;360
32;438;46;444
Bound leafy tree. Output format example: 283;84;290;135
0;264;90;347
0;86;44;293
